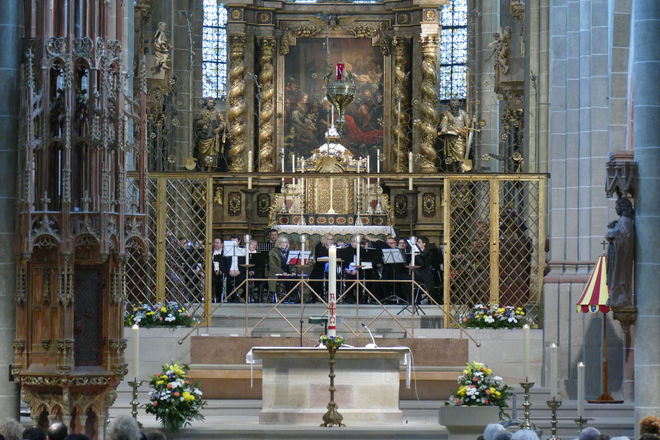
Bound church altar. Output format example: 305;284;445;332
246;346;410;425
268;126;394;231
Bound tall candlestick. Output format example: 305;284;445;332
577;362;585;417
523;324;530;379
131;324;140;378
410;236;416;266
247;150;253;189
367;156;370;173
376;149;380;173
328;245;337;337
550;343;558;398
409;152;413;173
245;234;250;266
355;234;361;266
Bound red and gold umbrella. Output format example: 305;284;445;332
576;255;620;403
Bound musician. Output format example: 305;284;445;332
381;236;408;302
309;233;334;301
259;228;279;253
414;236;436;301
267;236;296;302
339;235;360;303
211;237;224;302
222;234;246;302
359;237;381;303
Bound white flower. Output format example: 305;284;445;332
165;314;176;322
485;315;494;323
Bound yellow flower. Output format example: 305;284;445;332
156;380;164;386
160;374;168;380
161;307;167;313
485;368;492;375
457;386;467;396
495;391;501;397
182;391;195;402
497;308;505;313
147;311;155;316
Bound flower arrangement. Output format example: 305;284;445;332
460;304;531;329
124;302;197;328
450;361;512;417
319;334;344;348
145;362;206;432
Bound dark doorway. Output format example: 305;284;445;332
74;266;103;366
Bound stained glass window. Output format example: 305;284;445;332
439;0;468;100
202;0;227;99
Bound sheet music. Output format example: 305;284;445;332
382;248;406;264
287;250;311;265
223;241;246;257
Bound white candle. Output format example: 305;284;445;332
281;154;285;173
301;158;305;173
367;156;370;173
301;234;306;264
247;150;253;189
577;362;585;417
377;149;380;173
408;153;413;190
131;324;140;378
356;234;361;266
245;234;250;266
292;153;295;173
410;236;416;266
550;342;558;398
328;245;337;337
523;324;530;380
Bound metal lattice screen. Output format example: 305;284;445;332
444;177;544;325
125;177;211;322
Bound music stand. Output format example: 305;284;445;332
223;241;246;302
381;249;408;305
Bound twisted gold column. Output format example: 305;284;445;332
391;38;411;172
257;37;276;172
227;34;247;171
418;35;440;172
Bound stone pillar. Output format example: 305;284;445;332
632;0;660;434
0;0;20;418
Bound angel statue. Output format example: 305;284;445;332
194;98;228;171
153;22;173;74
488;26;512;75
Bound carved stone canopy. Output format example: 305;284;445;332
606;150;637;198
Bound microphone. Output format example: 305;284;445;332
362;323;378;349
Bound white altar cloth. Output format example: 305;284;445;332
246;346;411;425
274;224;395;237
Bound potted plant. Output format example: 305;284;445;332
145;362;206;432
440;361;512;440
125;302;197;328
460;304;532;329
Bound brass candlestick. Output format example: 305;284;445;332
546;397;561;440
321;343;345;427
128;378;144;427
574;416;587;432
519;380;536;430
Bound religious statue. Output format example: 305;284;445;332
439;98;474;172
606;196;635;307
153;22;173;74
194;98;228;171
488;26;512;75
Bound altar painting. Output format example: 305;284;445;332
284;38;384;161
